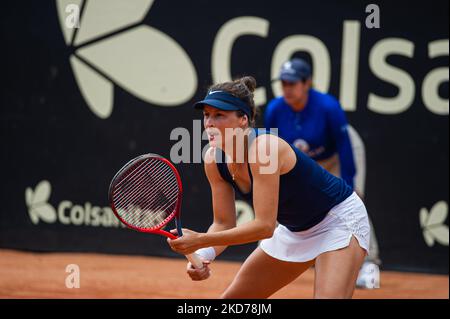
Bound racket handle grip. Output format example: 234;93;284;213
186;253;203;269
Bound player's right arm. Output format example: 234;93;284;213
203;147;237;256
186;147;236;281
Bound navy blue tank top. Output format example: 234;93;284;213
215;129;353;232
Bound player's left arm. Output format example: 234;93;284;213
203;134;280;247
327;100;356;189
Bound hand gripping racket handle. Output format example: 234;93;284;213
186;253;203;269
175;219;204;269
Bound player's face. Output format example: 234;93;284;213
281;80;310;106
203;105;246;149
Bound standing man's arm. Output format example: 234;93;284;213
264;100;278;131
327;101;356;189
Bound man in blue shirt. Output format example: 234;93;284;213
265;58;381;288
265;58;356;187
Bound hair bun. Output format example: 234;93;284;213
240;76;257;93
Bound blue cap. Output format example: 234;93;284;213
193;90;252;119
279;58;312;82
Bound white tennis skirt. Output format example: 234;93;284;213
259;192;371;262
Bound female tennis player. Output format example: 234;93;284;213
266;58;381;288
167;76;371;299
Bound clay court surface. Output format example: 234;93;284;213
0;249;447;299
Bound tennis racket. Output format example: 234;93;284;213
108;153;203;269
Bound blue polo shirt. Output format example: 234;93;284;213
264;89;356;188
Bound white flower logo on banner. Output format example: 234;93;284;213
56;0;197;119
420;201;449;247
25;180;57;224
235;200;254;226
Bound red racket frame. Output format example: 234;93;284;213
109;154;181;239
108;154;204;269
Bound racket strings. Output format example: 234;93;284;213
130;165;177;206
113;159;164;205
113;161;168;208
111;158;180;229
127;183;178;228
115;162;176;211
140;189;178;223
142;193;178;226
120;163;176;207
113;157;154;190
126;167;178;214
118;178;177;228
